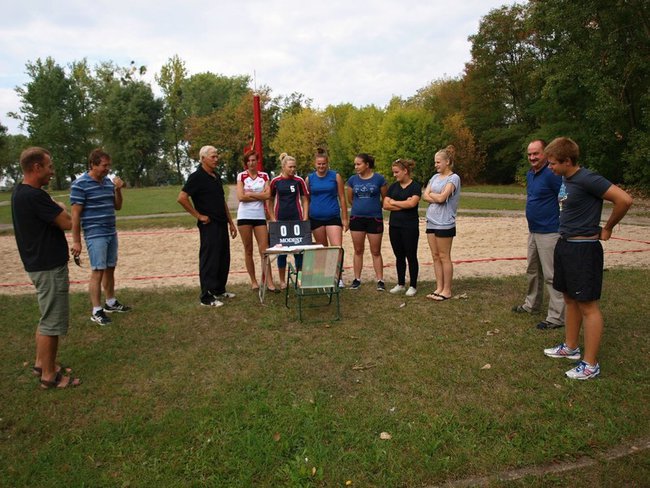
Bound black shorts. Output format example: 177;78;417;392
553;238;603;302
349;216;384;234
426;227;456;238
310;217;343;230
237;219;267;227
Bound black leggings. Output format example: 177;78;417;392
389;225;419;288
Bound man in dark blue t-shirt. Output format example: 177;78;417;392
542;137;632;380
512;139;565;330
12;147;81;389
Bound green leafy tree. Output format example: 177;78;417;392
181;73;250;118
0;132;29;185
156;55;189;182
464;4;543;183
530;0;650;184
270;107;328;176
325;105;384;179
10;58;84;188
375;101;444;182
98;81;163;186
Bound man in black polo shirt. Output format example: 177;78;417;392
12;147;81;389
178;145;237;307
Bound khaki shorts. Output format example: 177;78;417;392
28;264;70;336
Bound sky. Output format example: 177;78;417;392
0;0;517;135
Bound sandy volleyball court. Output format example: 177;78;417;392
1;215;648;295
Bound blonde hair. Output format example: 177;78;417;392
392;158;416;174
435;145;456;168
279;152;296;168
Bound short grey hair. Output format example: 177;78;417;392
199;145;218;160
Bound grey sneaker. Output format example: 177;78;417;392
90;309;112;325
104;300;131;313
543;342;581;360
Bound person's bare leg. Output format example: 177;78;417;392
578;300;603;365
89;269;104;309
254;225;275;289
312;226;328;246
36;334;58;382
436;236;454;297
563;295;582;350
278;266;287;287
239;225;257;288
326;225;343;246
368;232;384;281
427;234;443;295
102;267;116;301
350;231;366;280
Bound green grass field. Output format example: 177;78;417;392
1;185;526;228
1;269;649;486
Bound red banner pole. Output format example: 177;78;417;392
253;95;263;171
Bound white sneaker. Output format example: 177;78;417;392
201;299;224;307
405;286;417;297
338;279;345;288
543;342;581;360
216;292;236;299
389;285;405;294
565;361;600;380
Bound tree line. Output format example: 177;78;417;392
1;0;648;190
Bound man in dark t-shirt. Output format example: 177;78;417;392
12;147;81;389
541;137;633;380
178;145;237;307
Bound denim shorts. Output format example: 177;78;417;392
28;264;70;336
86;234;118;270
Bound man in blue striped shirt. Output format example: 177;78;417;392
71;149;131;325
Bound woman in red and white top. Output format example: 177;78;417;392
236;150;276;291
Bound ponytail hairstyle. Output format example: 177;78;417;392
279;152;296;168
243;150;258;168
435;145;456;168
315;147;329;162
392;158;415;175
356;153;375;169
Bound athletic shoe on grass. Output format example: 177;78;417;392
350;279;361;290
389;284;405;294
216;292;236;299
91;309;112;325
201;299;224;308
543;342;581;360
565;361;600;380
405;286;417;297
104;300;131;313
376;280;386;291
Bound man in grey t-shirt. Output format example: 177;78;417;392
541;137;632;380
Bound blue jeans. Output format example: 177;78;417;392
86;234;118;270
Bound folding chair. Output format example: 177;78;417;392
285;246;344;322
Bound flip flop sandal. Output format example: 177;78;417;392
40;373;81;390
32;364;72;377
432;294;451;301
